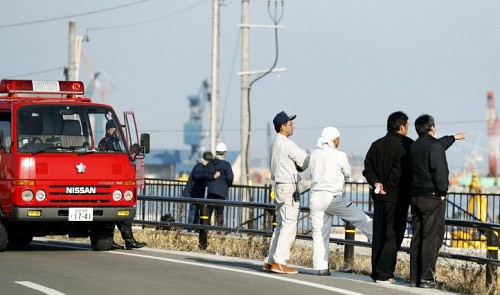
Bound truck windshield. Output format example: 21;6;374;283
17;105;126;154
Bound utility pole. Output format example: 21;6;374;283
238;0;251;227
210;1;221;152
240;0;250;186
66;20;83;81
239;1;286;186
239;1;286;226
487;91;499;178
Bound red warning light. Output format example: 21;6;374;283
0;80;33;93
0;80;84;95
58;81;84;94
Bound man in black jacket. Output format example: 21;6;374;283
183;151;217;225
363;111;412;284
410;114;465;288
206;142;234;226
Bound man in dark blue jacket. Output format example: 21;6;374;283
183;151;216;224
206;142;234;226
410;114;465;288
99;119;146;250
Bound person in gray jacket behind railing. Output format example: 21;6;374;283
309;126;373;276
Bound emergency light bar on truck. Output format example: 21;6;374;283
0;79;84;95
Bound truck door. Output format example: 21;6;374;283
123;112;145;187
0;111;11;213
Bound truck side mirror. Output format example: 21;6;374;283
140;133;150;154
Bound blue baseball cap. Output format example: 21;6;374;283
273;111;296;129
106;120;117;130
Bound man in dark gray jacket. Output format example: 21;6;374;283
183;151;216;224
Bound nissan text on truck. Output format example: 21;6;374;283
0;79;150;251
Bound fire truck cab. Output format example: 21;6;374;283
0;79;150;251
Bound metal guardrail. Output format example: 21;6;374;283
135;196;500;262
135;179;500;287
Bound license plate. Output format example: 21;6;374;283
68;207;93;221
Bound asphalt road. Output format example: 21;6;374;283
0;239;459;295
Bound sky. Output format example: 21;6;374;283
2;0;500;174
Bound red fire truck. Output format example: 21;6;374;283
0;79;150;251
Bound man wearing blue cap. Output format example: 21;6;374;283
98;119;122;151
99;119;146;250
263;111;309;274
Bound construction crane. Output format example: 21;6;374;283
486;91;499;178
184;80;211;161
80;51;116;103
86;71;101;99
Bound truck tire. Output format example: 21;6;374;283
0;222;7;252
90;222;114;251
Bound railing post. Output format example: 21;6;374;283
141;199;146;230
269;186;276;231
486;230;499;290
344;221;355;270
198;205;210;250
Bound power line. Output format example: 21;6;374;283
143;119;487;134
86;0;209;32
6;67;66;78
0;0;153;29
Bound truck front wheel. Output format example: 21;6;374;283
90;222;114;251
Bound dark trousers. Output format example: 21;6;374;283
410;196;446;283
116;221;133;239
371;200;409;281
188;203;201;224
207;193;224;226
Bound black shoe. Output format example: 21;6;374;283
317;269;331;276
125;239;146;250
112;241;124;250
419;279;440;289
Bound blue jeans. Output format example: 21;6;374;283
188;203;201;225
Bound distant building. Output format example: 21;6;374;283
144;149;238;180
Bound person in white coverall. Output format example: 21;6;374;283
309;126;373;276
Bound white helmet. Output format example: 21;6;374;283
215;142;227;152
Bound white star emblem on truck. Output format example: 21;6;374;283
76;163;86;173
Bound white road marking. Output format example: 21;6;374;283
14;281;66;295
108;251;365;295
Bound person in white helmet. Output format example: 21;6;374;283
206;142;234;226
309;126;373;276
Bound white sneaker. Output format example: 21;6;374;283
376;277;405;285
